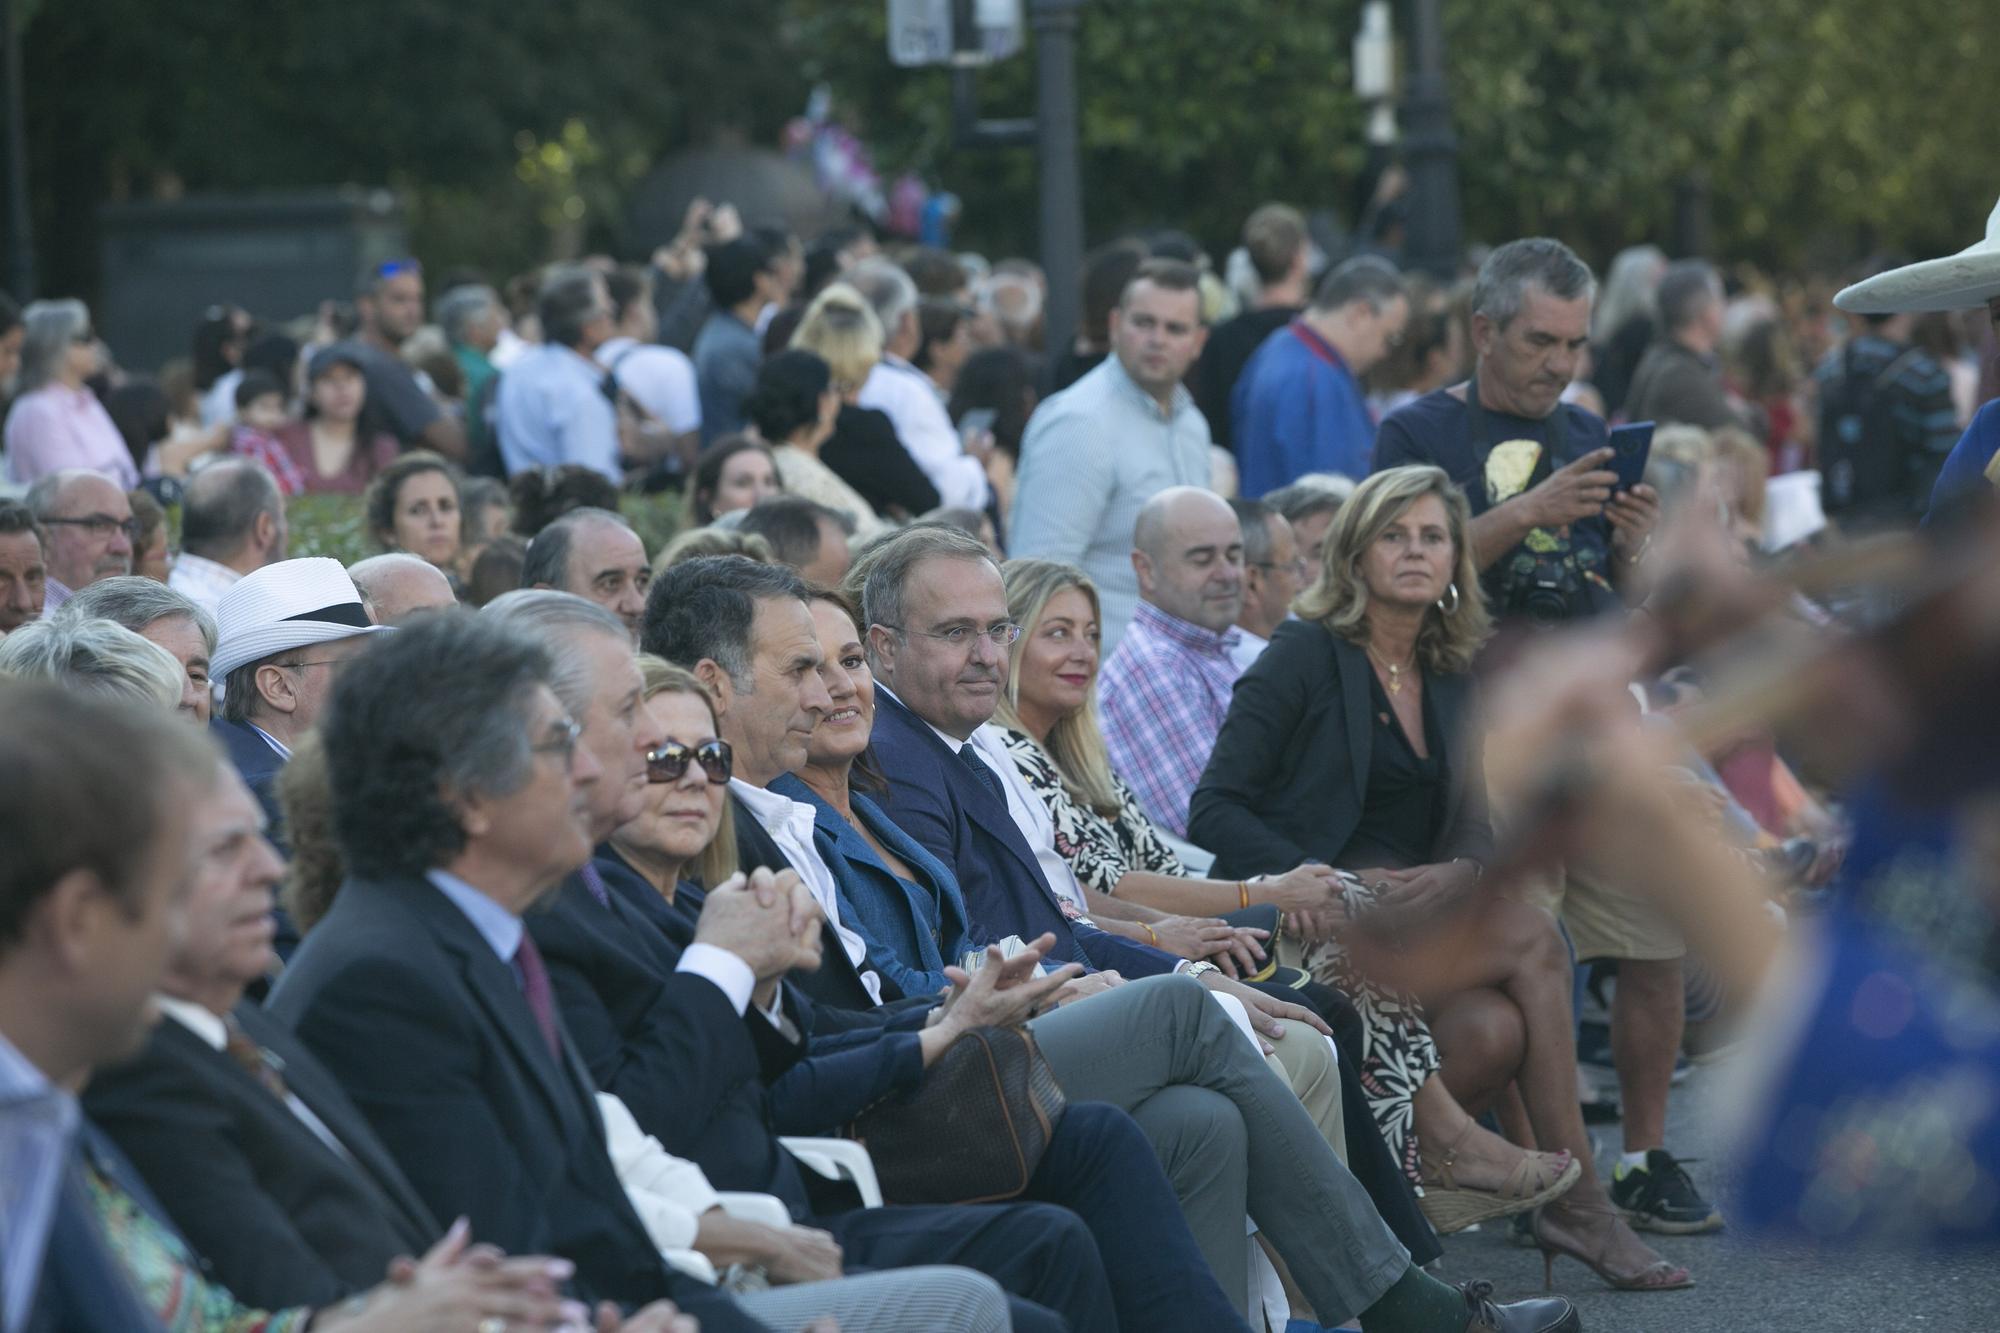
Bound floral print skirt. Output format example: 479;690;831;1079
1300;929;1442;1185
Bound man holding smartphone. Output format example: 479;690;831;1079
1373;238;1658;629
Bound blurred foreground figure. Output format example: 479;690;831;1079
1478;479;2000;1247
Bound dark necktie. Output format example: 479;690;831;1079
958;742;1007;806
222;1014;292;1102
578;860;610;908
512;931;563;1061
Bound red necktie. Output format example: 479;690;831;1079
512;932;563;1062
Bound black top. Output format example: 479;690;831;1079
1194;305;1297;452
1187;619;1491;881
1337;673;1446;870
1374;385;1620;623
820;403;941;520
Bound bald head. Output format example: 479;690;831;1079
1131;486;1244;632
349;553;457;625
181;457;286;572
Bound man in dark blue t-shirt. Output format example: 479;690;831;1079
1373;239;1658;627
1374;242;1727;1254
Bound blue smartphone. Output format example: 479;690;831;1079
1607;421;1655;493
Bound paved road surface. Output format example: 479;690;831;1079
1425;1063;1997;1332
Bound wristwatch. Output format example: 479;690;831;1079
1179;960;1222;980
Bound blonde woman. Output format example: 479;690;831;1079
1189;465;1689;1291
789;285;941;520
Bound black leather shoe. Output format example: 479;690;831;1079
1459;1279;1581;1332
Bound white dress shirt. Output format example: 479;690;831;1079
858;356;992;508
966;724;1093;913
155;996;352;1163
1228;626;1270;675
729;778;885;1006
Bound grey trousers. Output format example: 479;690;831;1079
738;1265;1011;1333
1031;974;1410;1324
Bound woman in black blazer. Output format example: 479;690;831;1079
1190;465;1688;1291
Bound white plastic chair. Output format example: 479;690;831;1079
779;1136;883;1207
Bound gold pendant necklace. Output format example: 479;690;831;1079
1366;644;1416;695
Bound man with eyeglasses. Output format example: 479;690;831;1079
1228;496;1306;673
1231;255;1410;496
209;559;391;915
23;468;134;613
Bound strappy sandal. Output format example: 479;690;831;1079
1532;1198;1695;1291
1417;1122;1582;1235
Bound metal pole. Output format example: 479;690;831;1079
0;0;34;299
1400;0;1460;279
1030;0;1084;361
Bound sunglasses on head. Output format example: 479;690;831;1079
647;739;733;785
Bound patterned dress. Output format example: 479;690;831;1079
997;726;1442;1180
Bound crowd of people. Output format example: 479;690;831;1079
3;179;1999;1333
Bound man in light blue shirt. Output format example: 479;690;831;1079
1232;256;1408;497
495;265;623;483
1010;258;1214;655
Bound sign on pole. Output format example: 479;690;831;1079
886;0;1024;68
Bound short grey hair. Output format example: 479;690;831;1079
538;265;606;350
181;458;282;563
16;300;90;393
481;589;630;714
1472;239;1596;331
845;258;921;338
25;468;113;523
1656;260;1722;334
1229;498;1280;566
0;617;185;710
854;523;994;638
435;284;503;345
56;576;217;657
1309;255;1406;315
1260;476;1350;524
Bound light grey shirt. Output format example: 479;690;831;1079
1008;355;1212;655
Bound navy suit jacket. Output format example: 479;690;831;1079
533;853;927;1215
27;1125;171;1333
267;872;765;1328
728;793;906;1011
772;774;979;1001
83;999;438;1310
866;688;1179;979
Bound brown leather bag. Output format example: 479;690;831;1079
843;1025;1068;1205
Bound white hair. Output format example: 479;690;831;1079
0;616;185;710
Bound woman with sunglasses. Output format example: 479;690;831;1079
769;588;978;1000
603;656;743;905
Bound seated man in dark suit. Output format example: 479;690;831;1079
267;612;1013;1332
84;760;439;1310
642;556;1578;1333
0;681;594;1333
491;586;1248;1333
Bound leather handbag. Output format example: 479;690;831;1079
843;1025;1067;1205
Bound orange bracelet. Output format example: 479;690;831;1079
1238;880;1250;910
1142;923;1161;946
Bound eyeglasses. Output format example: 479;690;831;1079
885;622;1022;650
70;328;95;346
646;739;733;786
1251;558;1311;580
279;657;354;673
530;716;583;766
41;514;139;541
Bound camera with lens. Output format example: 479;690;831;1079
1494;529;1586;627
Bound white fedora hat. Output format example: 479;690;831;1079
212;557;392;681
1834;194;2000;314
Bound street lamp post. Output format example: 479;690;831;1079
1030;0;1083;360
0;0;34;299
1401;0;1461;279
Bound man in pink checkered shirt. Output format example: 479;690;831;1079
1097;486;1246;839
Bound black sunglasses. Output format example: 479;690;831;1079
646;739;733;786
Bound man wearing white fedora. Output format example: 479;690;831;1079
210;557;392;953
1833;194;2000;520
